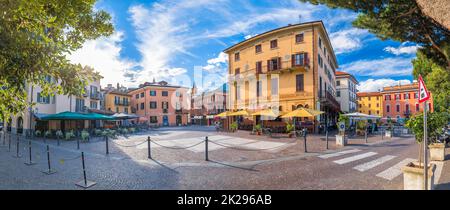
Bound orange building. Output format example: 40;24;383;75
128;80;190;126
357;92;383;116
382;83;433;121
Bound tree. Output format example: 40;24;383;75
412;51;450;112
299;0;450;69
0;0;113;121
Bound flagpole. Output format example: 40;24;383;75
423;101;428;190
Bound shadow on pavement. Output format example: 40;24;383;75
209;160;259;172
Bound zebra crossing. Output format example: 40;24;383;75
318;149;428;181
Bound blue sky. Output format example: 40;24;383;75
68;0;419;93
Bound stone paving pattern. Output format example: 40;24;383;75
0;127;448;190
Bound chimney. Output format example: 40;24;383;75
117;83;120;90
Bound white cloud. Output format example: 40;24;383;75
358;79;412;92
205;7;317;38
330;28;369;54
384;42;419;55
67;31;137;87
202;52;228;73
244;34;258;40
340;57;414;77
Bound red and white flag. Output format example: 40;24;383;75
418;75;430;103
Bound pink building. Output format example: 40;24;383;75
128;81;190;126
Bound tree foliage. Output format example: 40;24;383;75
0;0;114;120
412;51;450;112
405;111;448;143
299;0;450;69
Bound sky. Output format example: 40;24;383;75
67;0;419;93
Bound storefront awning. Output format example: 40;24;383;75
40;112;116;121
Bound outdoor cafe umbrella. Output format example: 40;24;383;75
215;111;233;118
228;110;251;116
251;109;280;129
112;113;139;120
281;107;324;134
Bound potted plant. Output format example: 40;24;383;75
81;130;90;142
336;114;349;146
94;129;102;136
65;130;75;140
44;130;52;139
286;123;294;138
402;112;448;189
356;120;367;136
56;130;63;140
385;119;394;138
254;124;262;135
230;122;238;132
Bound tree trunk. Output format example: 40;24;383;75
415;0;450;30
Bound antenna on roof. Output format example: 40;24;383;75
298;14;302;23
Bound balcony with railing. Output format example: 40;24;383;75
114;100;130;106
319;90;340;111
90;92;102;100
230;55;310;81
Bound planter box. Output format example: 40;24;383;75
429;143;446;161
401;162;436;190
335;135;347;146
385;130;392;138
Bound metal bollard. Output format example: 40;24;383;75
25;140;36;165
365;129;368;143
77;139;80;150
1;132;5;147
326;129;329;150
105;136;109;155
205;136;209;161
13;136;21;158
8;133;11;152
43;145;56;175
75;152;96;188
303;129;307;153
147;136;151;159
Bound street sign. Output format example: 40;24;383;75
338;122;345;132
418;75;430;103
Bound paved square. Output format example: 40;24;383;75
137;134;295;153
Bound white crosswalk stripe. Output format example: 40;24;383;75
376;158;416;180
333;152;378;165
318;149;361;159
353;155;396;172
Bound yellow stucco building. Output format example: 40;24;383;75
224;21;340;130
104;90;131;114
357;92;383;116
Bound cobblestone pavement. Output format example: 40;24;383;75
0;127;447;190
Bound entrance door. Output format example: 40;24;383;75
163;116;169;126
176;115;182;126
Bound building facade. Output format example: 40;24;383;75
190;83;228;125
128;81;190;126
335;71;358;113
382;83;433;121
224;21;340;130
7;78;103;135
104;84;131;114
357;92;383;116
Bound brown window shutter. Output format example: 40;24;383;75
304;53;309;66
267;60;271;71
278;57;281;70
291;54;295;67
